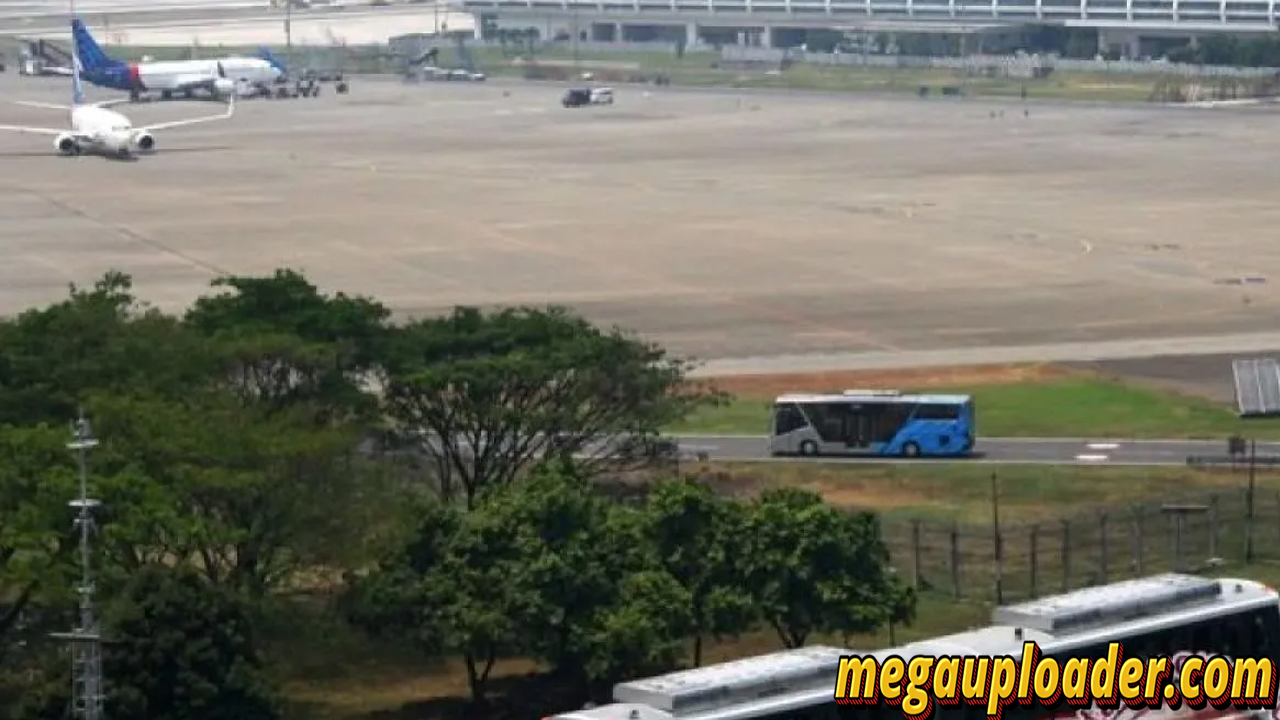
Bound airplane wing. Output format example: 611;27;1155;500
15;100;71;110
139;95;234;132
0;124;83;138
16;98;132;111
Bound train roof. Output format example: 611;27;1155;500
550;575;1278;720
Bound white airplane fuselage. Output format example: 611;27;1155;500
63;104;150;157
138;57;281;96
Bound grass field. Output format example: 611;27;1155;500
674;365;1280;439
700;461;1279;524
474;46;1160;102
103;41;1171;102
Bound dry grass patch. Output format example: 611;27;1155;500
703;363;1074;399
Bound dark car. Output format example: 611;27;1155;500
562;88;591;107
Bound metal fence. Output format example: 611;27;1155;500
887;480;1280;604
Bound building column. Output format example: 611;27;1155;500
1098;28;1142;58
759;24;773;48
686;21;699;48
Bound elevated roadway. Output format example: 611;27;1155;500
672;435;1280;465
465;0;1280;35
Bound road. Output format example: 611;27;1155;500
671;435;1280;465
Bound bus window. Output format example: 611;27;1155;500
803;402;845;443
916;404;961;421
874;402;913;443
773;403;807;435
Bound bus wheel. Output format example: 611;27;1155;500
901;442;921;458
799;440;819;457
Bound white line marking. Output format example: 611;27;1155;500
1076;454;1110;462
1087;443;1120;450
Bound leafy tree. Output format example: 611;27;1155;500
644;478;754;667
383;306;717;508
0;272;207;426
106;564;279;720
463;463;691;695
739;487;914;648
89;391;373;598
0;426;78;660
343;499;464;668
349;464;693;704
184;270;390;423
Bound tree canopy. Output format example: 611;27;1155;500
0;269;912;720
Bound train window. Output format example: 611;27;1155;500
1253;607;1280;656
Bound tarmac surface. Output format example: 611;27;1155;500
2;74;1280;374
673;435;1280;465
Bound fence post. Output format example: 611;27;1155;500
1099;513;1109;583
1208;494;1219;561
1061;519;1071;592
1029;523;1039;599
1245;451;1257;562
911;520;922;589
1131;504;1145;575
992;472;1003;605
950;521;961;600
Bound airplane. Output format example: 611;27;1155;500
0;42;236;160
71;18;286;101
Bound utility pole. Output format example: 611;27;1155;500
572;5;580;72
50;413;104;720
284;0;293;75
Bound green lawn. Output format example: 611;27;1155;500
671;377;1280;439
103;42;1169;102
701;461;1270;524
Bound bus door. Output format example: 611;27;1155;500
841;404;875;449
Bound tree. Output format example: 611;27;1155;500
461;463;691;696
739;487;914;648
88;391;376;598
106;564;279;720
184;270;392;424
644;478;754;667
348;464;693;705
343;499;465;676
0;272;208;427
0;426;78;662
383;306;717;508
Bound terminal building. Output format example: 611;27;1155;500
457;0;1280;58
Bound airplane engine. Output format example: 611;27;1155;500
53;133;78;155
133;132;155;152
212;77;235;98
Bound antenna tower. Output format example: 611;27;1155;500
51;412;105;720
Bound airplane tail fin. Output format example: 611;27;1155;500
257;46;288;75
69;21;85;107
70;19;121;73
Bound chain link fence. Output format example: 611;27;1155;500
887;475;1280;604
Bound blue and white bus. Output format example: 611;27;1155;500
767;390;974;458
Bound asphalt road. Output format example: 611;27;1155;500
672;435;1280;465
